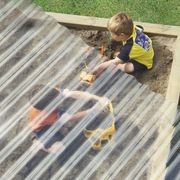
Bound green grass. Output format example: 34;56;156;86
33;0;180;26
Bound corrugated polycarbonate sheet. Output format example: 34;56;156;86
0;1;178;180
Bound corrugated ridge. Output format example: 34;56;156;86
0;1;177;180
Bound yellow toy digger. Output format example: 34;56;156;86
79;63;96;85
83;103;116;150
80;70;96;85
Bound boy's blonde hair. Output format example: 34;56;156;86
107;13;133;36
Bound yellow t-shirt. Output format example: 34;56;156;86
118;26;154;69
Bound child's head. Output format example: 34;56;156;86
29;84;60;111
107;13;133;41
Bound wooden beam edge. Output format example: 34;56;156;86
166;36;180;105
46;12;180;37
150;36;180;179
149;36;179;180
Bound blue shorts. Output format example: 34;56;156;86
34;126;64;149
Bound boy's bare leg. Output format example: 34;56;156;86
117;62;134;73
32;138;49;152
33;138;65;153
48;142;65;153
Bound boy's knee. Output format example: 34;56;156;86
124;63;134;73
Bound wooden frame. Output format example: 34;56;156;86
47;12;180;105
46;12;180;37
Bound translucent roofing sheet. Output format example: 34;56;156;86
0;1;178;180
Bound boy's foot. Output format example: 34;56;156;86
48;142;65;154
32;138;49;153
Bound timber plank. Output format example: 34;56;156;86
166;36;180;104
46;12;180;37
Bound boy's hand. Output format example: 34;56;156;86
60;113;73;124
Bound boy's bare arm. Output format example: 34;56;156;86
113;56;124;64
64;90;108;102
97;58;121;68
91;57;124;75
63;90;110;114
68;108;93;123
65;103;106;125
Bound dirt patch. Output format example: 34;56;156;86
70;28;176;95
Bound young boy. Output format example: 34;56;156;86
28;84;109;153
92;12;154;75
